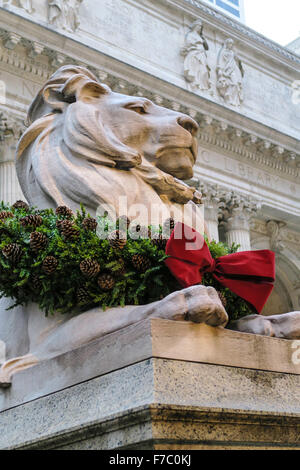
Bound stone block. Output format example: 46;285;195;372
0;319;299;449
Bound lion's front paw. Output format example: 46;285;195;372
184;285;229;327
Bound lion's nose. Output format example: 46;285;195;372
177;115;199;136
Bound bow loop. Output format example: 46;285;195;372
165;223;275;314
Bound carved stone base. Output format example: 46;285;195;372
0;319;299;449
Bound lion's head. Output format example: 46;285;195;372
16;66;200;217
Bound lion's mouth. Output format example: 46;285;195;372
156;138;198;163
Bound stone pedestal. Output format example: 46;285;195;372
0;319;299;450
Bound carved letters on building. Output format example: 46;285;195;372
48;0;83;33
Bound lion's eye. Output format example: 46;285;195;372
126;105;147;115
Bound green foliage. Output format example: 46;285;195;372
0;201;254;320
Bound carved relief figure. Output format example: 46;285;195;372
19;0;33;13
216;38;244;106
182;20;211;92
2;0;33;13
48;0;83;32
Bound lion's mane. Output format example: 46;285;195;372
16;66;196;216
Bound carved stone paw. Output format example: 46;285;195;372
144;285;228;328
184;285;228;327
228;311;300;340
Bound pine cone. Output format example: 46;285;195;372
42;256;58;275
117;215;130;230
82;217;97;231
98;273;115;291
30;232;48;252
12;200;29;211
59;220;79;240
2;243;22;263
108;230;127;250
56;206;73;218
80;259;100;278
20;215;43;228
0;211;14;220
151;234;167;251
217;291;227;308
77;287;91;305
163;217;175;236
131;254;152;272
32;275;43;291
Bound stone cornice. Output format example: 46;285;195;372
0;24;298;179
197;120;299;179
171;0;300;66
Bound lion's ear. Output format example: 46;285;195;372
62;74;110;103
27;73;110;124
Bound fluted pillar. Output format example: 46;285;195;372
225;213;251;251
0;161;24;204
199;182;225;242
220;193;261;252
0;112;25;205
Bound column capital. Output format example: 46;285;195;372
219;192;262;230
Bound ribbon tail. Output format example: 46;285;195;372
213;274;274;313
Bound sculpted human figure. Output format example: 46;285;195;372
48;0;83;32
216;38;244;106
182;20;211;92
19;0;33;13
2;0;33;12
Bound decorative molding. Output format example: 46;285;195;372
198;118;300;178
180;0;300;65
218;191;262;226
266;220;286;253
0;110;25;141
251;219;300;247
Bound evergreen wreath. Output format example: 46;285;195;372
0;201;254;320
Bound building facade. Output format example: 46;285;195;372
287;35;300;56
0;0;299;316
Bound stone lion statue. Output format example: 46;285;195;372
16;65;202;226
0;66;299;387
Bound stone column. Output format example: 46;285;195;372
0;161;24;204
0;112;25;205
199;182;224;242
220;193;261;251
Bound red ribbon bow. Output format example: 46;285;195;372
165;223;275;313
